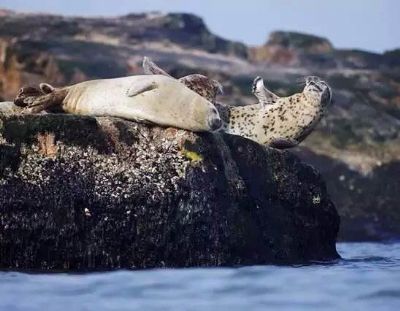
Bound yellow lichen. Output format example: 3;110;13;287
182;149;203;163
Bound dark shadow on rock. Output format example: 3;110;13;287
295;147;400;241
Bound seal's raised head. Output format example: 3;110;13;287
303;76;332;107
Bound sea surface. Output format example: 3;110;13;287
0;243;399;311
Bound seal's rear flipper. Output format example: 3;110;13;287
14;86;44;107
40;83;56;94
270;138;299;149
22;88;68;114
126;80;159;97
142;57;172;77
252;76;279;108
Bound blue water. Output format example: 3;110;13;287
0;243;399;311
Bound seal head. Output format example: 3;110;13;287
143;57;223;103
303;76;332;107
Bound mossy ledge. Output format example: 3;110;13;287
0;113;339;270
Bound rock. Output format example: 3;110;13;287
295;148;400;241
0;113;339;270
0;101;20;114
0;10;398;243
154;13;248;58
267;31;334;53
249;31;334;66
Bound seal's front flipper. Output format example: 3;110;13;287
142;57;172;77
252;76;279;108
179;74;223;102
126;80;159;97
270;138;299;149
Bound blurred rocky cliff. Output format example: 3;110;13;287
0;9;399;241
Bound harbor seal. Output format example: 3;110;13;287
14;75;223;132
142;57;230;128
228;76;332;148
141;59;332;149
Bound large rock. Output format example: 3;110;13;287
0;113;339;270
0;10;399;243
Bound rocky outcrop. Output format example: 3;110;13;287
0;9;398;242
0;113;339;270
249;31;397;69
249;31;334;66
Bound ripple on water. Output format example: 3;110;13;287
0;242;399;311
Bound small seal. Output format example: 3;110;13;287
14;75;223;132
228;76;332;148
143;57;223;103
141;59;332;149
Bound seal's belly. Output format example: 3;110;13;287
62;77;147;115
60;75;217;132
228;104;320;145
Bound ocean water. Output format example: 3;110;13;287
0;243;399;311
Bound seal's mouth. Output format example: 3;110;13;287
322;84;332;106
309;81;323;92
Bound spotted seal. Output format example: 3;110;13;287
143;57;223;103
228;76;332;148
14;75;222;132
142;58;332;149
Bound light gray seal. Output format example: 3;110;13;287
14;75;223;132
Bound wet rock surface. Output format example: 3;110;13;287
0;113;339;270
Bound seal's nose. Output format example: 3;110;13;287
208;117;222;131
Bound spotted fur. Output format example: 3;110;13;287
143;57;223;103
179;74;223;103
228;76;332;148
142;58;331;149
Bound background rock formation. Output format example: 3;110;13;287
0;9;399;241
0;114;339;270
